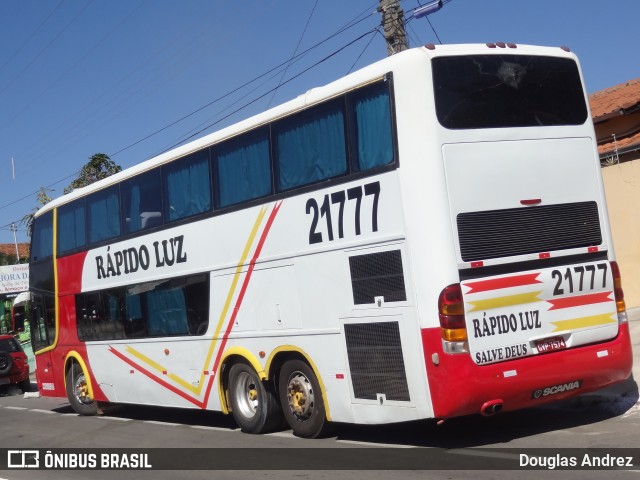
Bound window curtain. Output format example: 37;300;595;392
217;137;271;207
166;154;211;221
277;109;346;190
123;169;163;232
146;288;188;336
125;292;142;320
127;185;141;232
58;203;85;253
354;90;393;170
89;189;120;243
32;212;53;259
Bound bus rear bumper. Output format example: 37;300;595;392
421;322;633;419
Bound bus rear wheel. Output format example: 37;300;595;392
278;359;329;438
228;361;281;434
66;365;98;416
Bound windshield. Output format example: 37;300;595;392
432;54;588;129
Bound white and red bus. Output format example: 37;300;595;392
29;44;632;438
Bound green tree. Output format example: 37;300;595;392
21;186;54;237
35;186;54;206
64;153;121;194
0;247;28;265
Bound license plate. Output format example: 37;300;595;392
535;336;567;353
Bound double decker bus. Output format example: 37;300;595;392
29;44;632;438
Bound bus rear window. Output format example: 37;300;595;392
432;55;588;129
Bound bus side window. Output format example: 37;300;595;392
215;128;272;208
349;80;395;172
58;199;86;255
163;149;212;222
121;169;163;234
87;185;121;244
124;291;146;339
274;99;348;191
31;210;53;262
30;294;55;352
12;307;25;332
146;287;189;336
75;294;92;341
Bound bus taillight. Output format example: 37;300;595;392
438;284;468;352
610;261;626;317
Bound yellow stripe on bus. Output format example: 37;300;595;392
115;208;267;400
467;291;543;312
199;207;267;387
124;346;199;394
551;313;617;332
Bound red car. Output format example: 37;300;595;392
0;334;30;392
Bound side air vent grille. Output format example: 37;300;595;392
457;201;601;261
348;250;406;305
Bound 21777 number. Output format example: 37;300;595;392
551;263;608;296
306;181;380;244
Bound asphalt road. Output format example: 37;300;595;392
0;310;638;480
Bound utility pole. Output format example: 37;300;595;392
378;0;408;56
10;223;20;263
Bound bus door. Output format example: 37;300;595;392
11;291;31;333
30;293;60;395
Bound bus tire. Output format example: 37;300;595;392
228;361;281;434
66;365;98;416
278;359;329;439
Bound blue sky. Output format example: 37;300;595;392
0;0;638;246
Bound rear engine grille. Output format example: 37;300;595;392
344;321;410;401
457;201;601;261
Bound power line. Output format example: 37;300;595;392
165;5;381;152
5;0;218;183
0;5;381;230
265;0;319;109
0;1;95;101
347;27;383;74
0;1;147;136
0;26;378;227
165;61;294;151
425;15;443;44
0;0;64;75
11;3;377;178
151;27;380;157
108;6;378;159
406;0;453;45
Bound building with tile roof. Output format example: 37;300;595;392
591;78;640;309
589;78;640;165
0;243;29;263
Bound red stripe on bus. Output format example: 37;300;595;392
464;273;541;294
202;202;282;408
547;291;613;310
109;346;203;408
57;251;89;295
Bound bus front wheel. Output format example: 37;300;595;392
66;365;98;416
228;362;281;434
278;359;329;438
